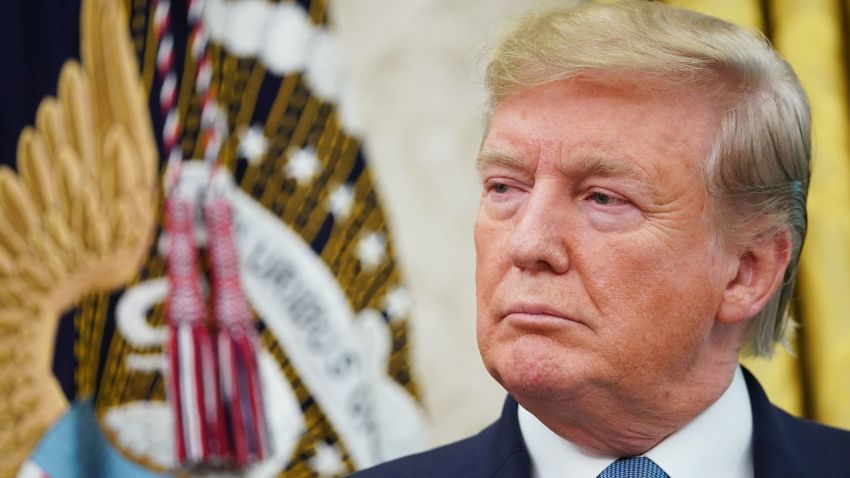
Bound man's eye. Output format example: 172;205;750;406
590;192;613;204
588;191;626;206
484;180;523;204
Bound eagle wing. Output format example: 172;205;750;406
0;0;158;474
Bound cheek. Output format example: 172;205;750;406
593;239;723;362
474;216;515;355
474;217;509;295
474;220;498;335
581;231;722;326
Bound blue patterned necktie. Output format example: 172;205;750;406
597;457;670;478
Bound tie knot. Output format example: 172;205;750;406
597;457;670;478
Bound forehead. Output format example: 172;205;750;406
480;77;723;181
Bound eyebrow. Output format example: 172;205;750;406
476;148;657;199
573;155;650;183
477;149;649;183
476;150;524;171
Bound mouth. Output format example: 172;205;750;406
503;303;585;329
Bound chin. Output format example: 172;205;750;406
484;334;596;402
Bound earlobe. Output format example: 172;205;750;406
716;230;792;325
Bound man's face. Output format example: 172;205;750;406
475;77;737;407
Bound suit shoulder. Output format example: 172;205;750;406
348;405;529;478
772;405;850;442
770;406;850;465
347;433;492;478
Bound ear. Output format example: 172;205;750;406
716;229;792;325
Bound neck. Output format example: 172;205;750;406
518;338;743;456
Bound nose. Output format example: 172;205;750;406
507;187;571;274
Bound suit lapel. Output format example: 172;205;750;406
484;396;532;478
744;368;808;478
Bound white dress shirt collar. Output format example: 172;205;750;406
518;366;754;478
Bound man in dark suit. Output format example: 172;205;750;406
353;1;850;476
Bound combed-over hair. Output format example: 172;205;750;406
484;0;811;357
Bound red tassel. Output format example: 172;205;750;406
164;191;228;467
204;181;270;466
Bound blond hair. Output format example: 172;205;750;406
484;0;810;357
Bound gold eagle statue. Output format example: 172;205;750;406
0;0;158;474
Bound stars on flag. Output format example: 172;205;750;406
237;124;269;165
308;441;346;477
357;232;386;271
384;286;412;322
284;146;321;185
326;183;354;219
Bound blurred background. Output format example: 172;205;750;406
0;0;848;477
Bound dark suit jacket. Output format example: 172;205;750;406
350;369;850;477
